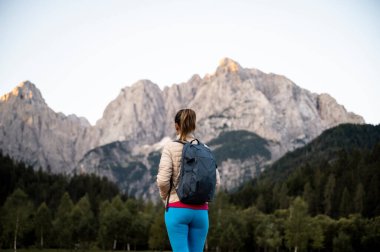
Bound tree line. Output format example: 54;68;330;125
1;124;380;251
231;124;380;219
1;188;379;252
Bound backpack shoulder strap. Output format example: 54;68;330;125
173;140;186;145
166;139;186;211
189;139;200;145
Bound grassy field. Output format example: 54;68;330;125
0;250;169;252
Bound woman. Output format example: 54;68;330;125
157;108;220;252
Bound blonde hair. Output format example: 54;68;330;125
175;109;196;141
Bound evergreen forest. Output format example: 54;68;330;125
0;124;379;252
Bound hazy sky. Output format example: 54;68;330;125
0;0;379;125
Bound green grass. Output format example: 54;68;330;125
1;250;167;252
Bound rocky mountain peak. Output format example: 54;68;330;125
0;58;366;198
95;79;166;146
216;57;243;75
188;74;202;83
0;81;92;174
128;79;161;92
0;80;45;104
117;79;163;104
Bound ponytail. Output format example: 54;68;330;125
174;109;196;141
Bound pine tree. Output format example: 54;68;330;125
365;175;379;217
339;187;352;217
324;174;336;216
53;192;74;248
256;194;266;212
313;167;324;214
333;231;354;252
71;194;95;248
285;197;310;252
1;189;33;252
354;183;365;214
148;208;170;251
98;200;114;250
255;214;282;252
119;202;132;251
34;202;52;248
279;183;289;209
272;183;281;210
220;223;243;251
310;217;324;250
303;182;314;214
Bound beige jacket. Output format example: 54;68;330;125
157;135;221;205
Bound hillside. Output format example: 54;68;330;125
270;123;380;177
231;123;380;218
77;130;272;199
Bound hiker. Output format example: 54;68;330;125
157;108;220;252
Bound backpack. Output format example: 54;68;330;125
166;139;217;209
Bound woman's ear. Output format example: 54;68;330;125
175;123;180;133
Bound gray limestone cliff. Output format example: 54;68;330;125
0;58;365;197
0;81;92;173
94;79;166;147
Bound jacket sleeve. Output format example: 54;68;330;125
156;145;173;202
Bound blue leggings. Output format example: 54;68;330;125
165;208;209;252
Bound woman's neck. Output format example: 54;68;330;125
177;133;195;140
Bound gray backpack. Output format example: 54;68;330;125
166;139;217;209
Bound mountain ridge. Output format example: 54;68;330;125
0;58;365;198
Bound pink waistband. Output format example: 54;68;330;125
168;201;209;210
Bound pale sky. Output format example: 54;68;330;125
0;0;379;125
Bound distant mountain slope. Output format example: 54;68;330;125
0;58;365;198
208;130;272;163
207;130;273;189
77;130;273;199
77;139;168;201
231;123;380;218
268;123;380;178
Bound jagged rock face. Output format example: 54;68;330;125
0;81;92;173
95;80;166;146
317;93;364;127
162;74;202;137
0;58;365;197
175;58;364;155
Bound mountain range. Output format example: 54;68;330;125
0;58;364;200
